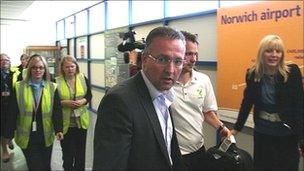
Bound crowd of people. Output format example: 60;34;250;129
1;26;303;171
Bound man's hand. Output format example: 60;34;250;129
219;125;232;139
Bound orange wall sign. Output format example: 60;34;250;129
217;1;303;111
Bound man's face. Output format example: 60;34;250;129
142;37;185;91
183;40;198;72
21;57;28;68
0;55;11;69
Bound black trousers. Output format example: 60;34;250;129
60;127;87;171
182;146;207;171
22;143;53;171
254;131;299;171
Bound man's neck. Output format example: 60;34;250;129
178;70;192;85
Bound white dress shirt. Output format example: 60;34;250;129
141;70;174;164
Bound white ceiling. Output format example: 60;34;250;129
0;1;34;25
0;1;100;26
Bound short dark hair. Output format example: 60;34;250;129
20;54;29;60
144;26;185;54
181;31;199;45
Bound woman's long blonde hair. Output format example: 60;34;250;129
249;35;289;82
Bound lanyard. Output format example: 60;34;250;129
32;87;43;121
64;77;77;100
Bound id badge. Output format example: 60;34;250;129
32;121;37;132
1;91;10;96
74;108;82;117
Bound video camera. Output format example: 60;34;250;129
117;30;146;76
117;30;145;52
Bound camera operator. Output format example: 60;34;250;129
117;30;145;77
129;50;142;77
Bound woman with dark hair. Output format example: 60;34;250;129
17;54;29;80
0;53;20;162
10;54;64;170
231;35;303;170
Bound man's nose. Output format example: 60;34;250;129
164;61;175;73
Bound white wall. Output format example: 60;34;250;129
0;1;99;66
0;20;56;66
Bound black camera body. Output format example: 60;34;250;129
117;30;145;64
117;30;145;53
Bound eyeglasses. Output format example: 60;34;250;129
31;66;45;71
148;54;185;67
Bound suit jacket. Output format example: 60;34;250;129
234;64;303;141
93;73;185;171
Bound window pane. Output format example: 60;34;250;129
91;88;105;111
65;16;75;38
91;62;105;87
68;39;75;57
133;23;163;41
107;1;129;29
220;1;259;8
78;61;88;77
90;33;105;59
59;39;68;46
76;10;88;36
168;15;217;61
76;36;87;59
132;1;164;24
89;3;105;33
56;20;64;40
167;1;218;17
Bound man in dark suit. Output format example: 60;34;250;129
93;26;186;171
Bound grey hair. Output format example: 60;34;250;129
143;26;185;54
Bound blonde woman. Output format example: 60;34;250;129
55;55;92;171
9;54;64;170
231;35;303;170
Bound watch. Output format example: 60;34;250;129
217;124;226;132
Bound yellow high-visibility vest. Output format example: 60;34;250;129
10;67;20;86
14;81;57;149
55;73;89;134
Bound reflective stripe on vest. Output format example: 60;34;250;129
15;81;57;149
56;73;89;134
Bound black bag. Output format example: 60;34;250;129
206;143;254;171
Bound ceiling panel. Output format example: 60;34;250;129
0;1;34;25
1;1;100;26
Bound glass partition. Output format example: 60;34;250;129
76;10;88;36
131;1;164;24
68;39;75;57
56;20;65;40
89;3;105;33
76;36;88;59
166;1;218;17
65;16;75;38
106;1;129;29
90;33;105;59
